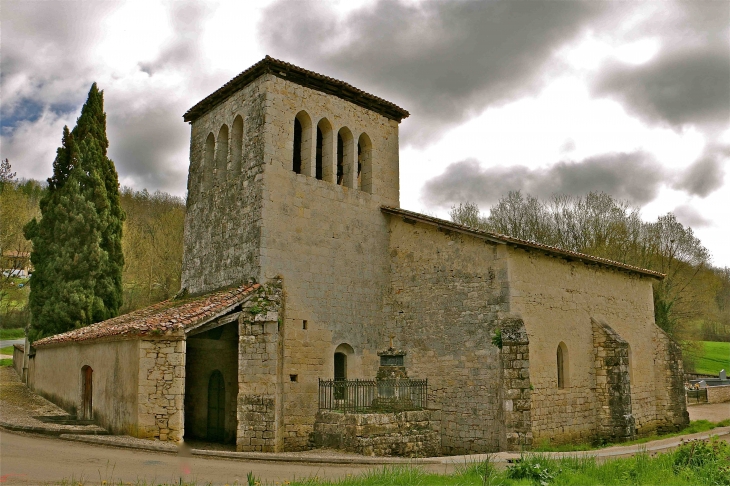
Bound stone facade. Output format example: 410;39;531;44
137;339;185;442
383;216;509;453
312;410;441;457
237;279;283;452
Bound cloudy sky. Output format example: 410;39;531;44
2;0;729;266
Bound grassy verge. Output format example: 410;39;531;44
57;437;730;485
692;341;730;376
0;328;25;340
533;419;730;452
0;345;15;355
0;359;13;367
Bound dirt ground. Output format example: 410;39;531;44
688;402;730;422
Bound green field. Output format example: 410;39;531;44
693;341;730;376
0;328;24;340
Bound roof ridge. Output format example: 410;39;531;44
381;206;665;279
183;56;409;123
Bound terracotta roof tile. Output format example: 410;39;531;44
183;56;409;123
33;284;260;347
381;207;665;279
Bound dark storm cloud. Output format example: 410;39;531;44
673;149;727;197
673;204;713;229
593;1;730;129
422;153;666;209
106;96;190;193
259;0;608;144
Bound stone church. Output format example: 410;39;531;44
26;56;688;454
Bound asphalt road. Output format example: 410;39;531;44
0;339;23;350
0;431;447;485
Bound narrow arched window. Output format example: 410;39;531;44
316;126;324;180
293;118;302;174
215;124;229;185
231;115;243;175
293;111;312;176
203;132;215;191
357;133;372;193
557;342;569;389
336;132;344;184
317;118;333;182
337;127;354;188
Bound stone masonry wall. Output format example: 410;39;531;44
507;247;672;443
137;339;185;442
312;410;441;457
181;75;267;295
652;329;690;433
385;217;510;454
591;319;635;443
259;74;400;450
499;318;532;451
237;280;283;452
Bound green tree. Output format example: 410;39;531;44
23;84;125;340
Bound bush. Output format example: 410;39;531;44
673;438;730;485
507;455;559;485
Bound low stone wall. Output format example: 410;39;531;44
707;385;730;404
13;344;24;377
312;409;441;457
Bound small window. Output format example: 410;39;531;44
203;132;215;191
215;124;229;185
317;118;333;182
336;127;354;187
293;118;302;174
357;133;372;193
557;342;569;389
302;320;308;330
315;127;324;180
290;374;298;382
231;115;243;175
336;132;344;185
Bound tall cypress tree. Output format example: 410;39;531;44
24;84;125;340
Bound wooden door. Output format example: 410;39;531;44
82;366;93;419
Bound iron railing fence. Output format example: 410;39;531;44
318;378;428;413
686;388;708;404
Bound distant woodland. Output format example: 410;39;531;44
0;179;185;327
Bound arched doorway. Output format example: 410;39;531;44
81;365;93;419
207;370;225;441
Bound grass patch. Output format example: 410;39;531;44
533;420;730;452
0;359;13;367
692;341;730;375
0;328;25;340
0;345;15;355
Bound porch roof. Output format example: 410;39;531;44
33;284;259;347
